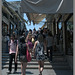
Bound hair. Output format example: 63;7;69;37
37;34;43;42
28;31;32;34
29;29;32;33
19;36;25;43
11;34;15;38
28;32;32;39
40;30;43;34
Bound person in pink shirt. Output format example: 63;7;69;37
7;34;18;74
26;32;34;57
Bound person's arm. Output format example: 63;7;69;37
25;35;28;42
26;43;29;51
33;41;37;57
45;38;47;51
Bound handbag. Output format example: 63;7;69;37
26;49;31;62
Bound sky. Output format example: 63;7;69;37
24;14;46;31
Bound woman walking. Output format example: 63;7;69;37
15;36;29;75
26;32;34;57
33;34;45;75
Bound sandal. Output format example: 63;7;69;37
39;71;42;75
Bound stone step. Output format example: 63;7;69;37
2;52;70;70
2;65;70;70
2;56;65;60
2;58;67;62
2;55;64;59
2;61;68;66
2;52;64;56
2;58;48;62
2;53;64;58
2;58;67;63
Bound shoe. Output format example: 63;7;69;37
39;71;42;75
7;71;11;74
50;61;52;62
49;60;52;63
49;59;52;62
13;70;17;74
39;73;42;75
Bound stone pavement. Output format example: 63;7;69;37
2;69;73;75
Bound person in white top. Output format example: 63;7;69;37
46;31;54;62
8;34;18;74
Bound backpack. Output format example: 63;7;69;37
18;43;27;62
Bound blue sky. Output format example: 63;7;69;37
6;0;45;31
24;14;46;31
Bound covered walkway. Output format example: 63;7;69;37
0;0;74;75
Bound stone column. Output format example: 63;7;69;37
62;15;66;55
0;0;2;74
73;0;75;75
57;21;59;45
55;21;58;34
9;22;11;35
53;19;56;35
52;22;54;36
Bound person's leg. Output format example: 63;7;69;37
38;61;41;74
50;46;53;61
21;62;23;75
6;41;8;53
9;54;13;72
40;61;44;74
13;53;17;72
38;61;44;75
21;62;27;75
47;47;49;58
23;62;27;75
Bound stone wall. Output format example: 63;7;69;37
66;55;73;69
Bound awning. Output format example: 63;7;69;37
2;5;13;17
26;13;46;24
20;0;73;14
7;6;26;22
8;6;27;23
3;1;27;23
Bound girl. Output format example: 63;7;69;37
15;36;29;75
33;34;45;75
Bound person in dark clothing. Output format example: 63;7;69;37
15;36;29;75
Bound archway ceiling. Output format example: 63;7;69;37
26;13;46;24
21;0;73;14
